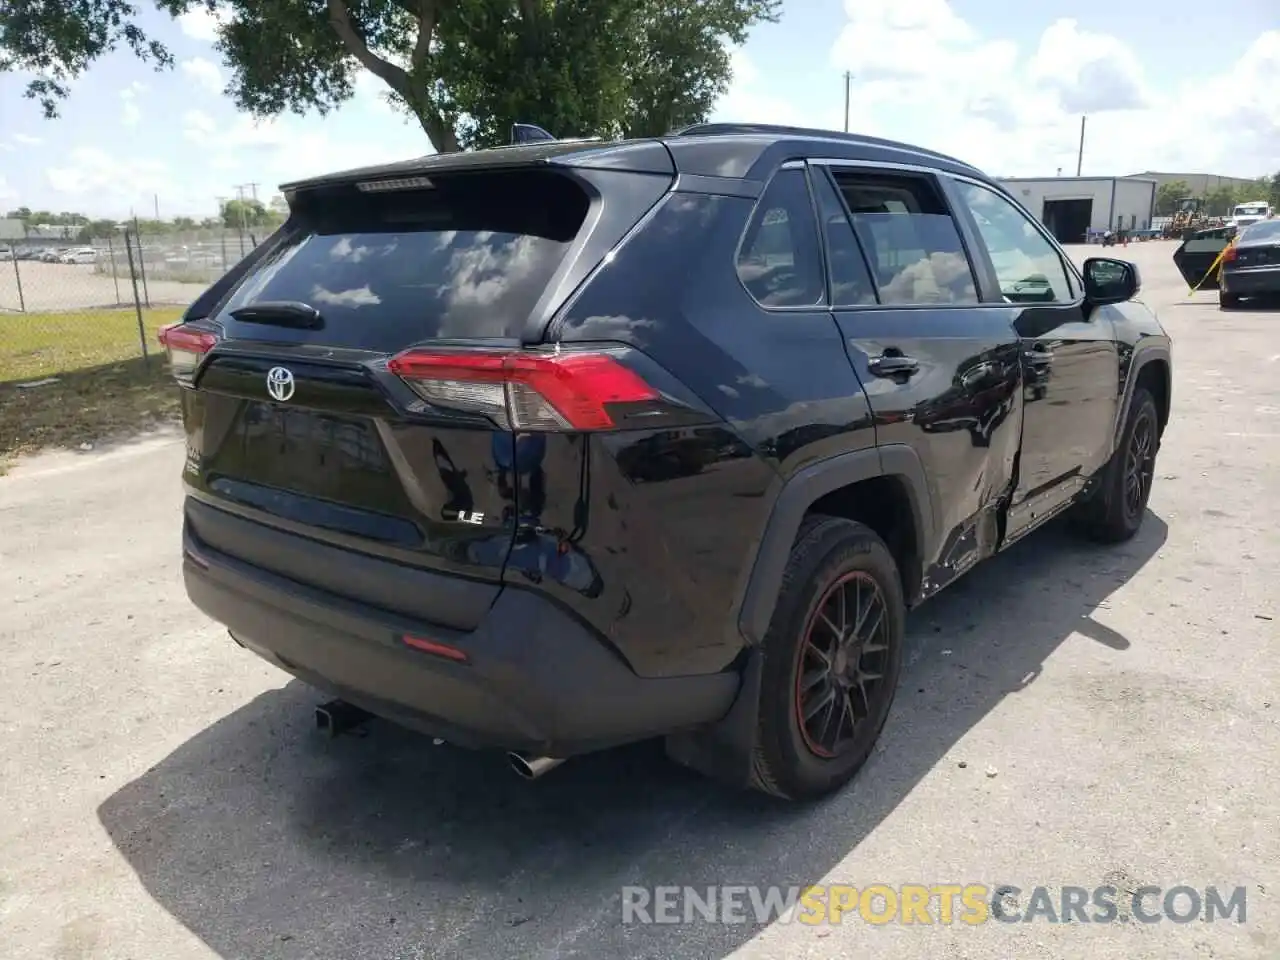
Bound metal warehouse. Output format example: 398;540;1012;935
997;176;1159;244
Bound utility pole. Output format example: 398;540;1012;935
843;71;853;133
1076;115;1086;177
154;194;160;220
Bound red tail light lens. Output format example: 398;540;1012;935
158;324;218;377
386;348;659;431
1222;244;1238;262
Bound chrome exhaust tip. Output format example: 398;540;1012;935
507;752;565;780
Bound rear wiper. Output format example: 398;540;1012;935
229;300;324;329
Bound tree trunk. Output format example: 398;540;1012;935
420;112;461;153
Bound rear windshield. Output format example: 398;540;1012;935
217;170;590;352
1241;220;1280;241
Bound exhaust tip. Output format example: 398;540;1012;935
507;752;565;780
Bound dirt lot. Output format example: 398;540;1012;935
1;240;1277;960
0;259;207;312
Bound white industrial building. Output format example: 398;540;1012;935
997;176;1159;244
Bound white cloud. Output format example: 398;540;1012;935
718;1;1279;178
120;81;146;128
12;133;43;147
177;7;229;42
181;57;224;95
46;147;175;207
183;109;218;142
0;175;15;205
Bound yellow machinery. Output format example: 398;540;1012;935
1164;197;1207;238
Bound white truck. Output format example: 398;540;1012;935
1228;201;1273;230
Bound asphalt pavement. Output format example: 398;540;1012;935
1;240;1276;960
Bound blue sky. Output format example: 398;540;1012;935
2;0;1277;218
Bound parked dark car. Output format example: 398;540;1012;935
1218;219;1280;309
161;122;1172;800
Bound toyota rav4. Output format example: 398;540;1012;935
164;123;1172;800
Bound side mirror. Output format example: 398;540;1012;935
1083;257;1140;304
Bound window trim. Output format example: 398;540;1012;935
732;160;830;312
816;160;985;310
943;176;1086;308
809;164;882;308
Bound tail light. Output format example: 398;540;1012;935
1222;244;1238;262
386;347;660;431
158;323;218;379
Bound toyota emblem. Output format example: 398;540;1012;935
266;366;295;402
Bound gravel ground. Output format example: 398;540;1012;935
1;240;1277;960
0;260;207;312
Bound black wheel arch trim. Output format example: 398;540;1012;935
1112;340;1172;451
735;444;937;647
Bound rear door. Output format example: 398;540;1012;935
814;162;1024;594
176;167;645;627
1173;226;1234;290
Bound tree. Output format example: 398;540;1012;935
4;0;779;153
220;197;271;229
0;1;172;117
1203;184;1237;217
1154;180;1191;216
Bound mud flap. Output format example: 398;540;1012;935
663;648;762;787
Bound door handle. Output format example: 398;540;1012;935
868;354;920;378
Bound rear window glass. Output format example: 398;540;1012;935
218;171;589;351
1242;220;1280;241
832;172;978;306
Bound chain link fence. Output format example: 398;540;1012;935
1;225;264;381
0;225;260;460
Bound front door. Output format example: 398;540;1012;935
945;178;1120;539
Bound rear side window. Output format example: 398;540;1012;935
736;168;825;308
831;171;978;306
218;171;589;352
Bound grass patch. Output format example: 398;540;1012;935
1;307;187;464
0;355;181;464
0;306;184;382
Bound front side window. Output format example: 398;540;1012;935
831;171;979;306
736;168;826;308
954;181;1075;304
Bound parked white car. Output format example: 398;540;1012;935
58;247;99;265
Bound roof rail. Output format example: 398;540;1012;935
669;122;978;171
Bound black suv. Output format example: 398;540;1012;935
164;123;1171;801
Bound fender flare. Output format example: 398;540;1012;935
1111;340;1172;451
666;443;936;788
735;443;937;646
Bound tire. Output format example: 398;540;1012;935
749;515;905;801
1074;387;1160;543
1219;291;1240;310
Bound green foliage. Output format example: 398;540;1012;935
0;0;173;117
5;0;779;154
1154;180;1191;216
219;197;272;229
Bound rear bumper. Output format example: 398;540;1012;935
182;517;739;756
1222;266;1280;296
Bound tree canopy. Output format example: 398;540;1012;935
2;0;779;153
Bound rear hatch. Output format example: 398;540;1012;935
1232;222;1280;267
169;158;673;630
